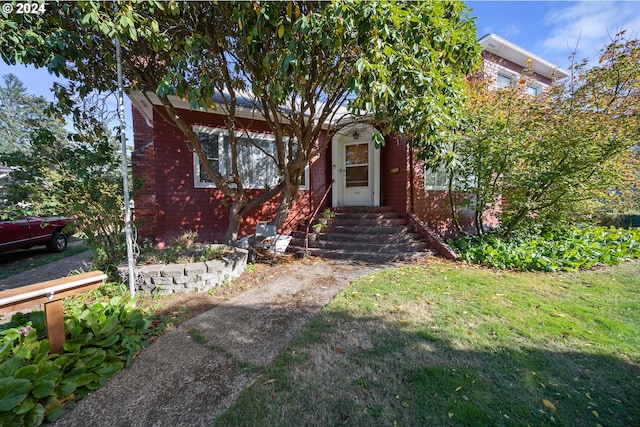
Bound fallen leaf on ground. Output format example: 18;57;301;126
542;398;558;413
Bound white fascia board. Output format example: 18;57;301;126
127;91;345;130
128;91;266;124
479;33;570;79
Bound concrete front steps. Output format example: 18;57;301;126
287;206;433;262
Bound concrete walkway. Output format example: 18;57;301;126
52;260;391;427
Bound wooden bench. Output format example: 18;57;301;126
0;271;107;353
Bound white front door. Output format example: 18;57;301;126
343;141;371;206
332;125;381;207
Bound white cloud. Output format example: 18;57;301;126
541;1;640;62
500;23;523;39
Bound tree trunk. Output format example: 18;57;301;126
448;174;463;234
503;208;529;237
474;204;484;235
274;182;300;230
224;199;246;243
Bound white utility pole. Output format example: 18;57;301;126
115;31;136;299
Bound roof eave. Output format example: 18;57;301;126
478;33;570;79
127;91;341;130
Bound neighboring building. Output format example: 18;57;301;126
420;33;570;235
478;33;569;92
129;34;569;247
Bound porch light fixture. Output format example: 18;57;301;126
352;130;360;140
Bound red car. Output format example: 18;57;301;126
0;215;71;253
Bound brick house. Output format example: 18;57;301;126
129;33;568;249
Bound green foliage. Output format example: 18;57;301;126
450;226;640;271
137;232;235;265
0;297;153;425
0;0;480;241
0;88;131;275
342;0;482;152
0;73;67;153
441;31;639;235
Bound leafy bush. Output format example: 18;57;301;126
0;297;153;426
449;226;640;272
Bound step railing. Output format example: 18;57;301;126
305;180;334;254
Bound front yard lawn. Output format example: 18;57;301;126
217;260;639;426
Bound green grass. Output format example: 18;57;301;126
216;260;640;426
0;241;88;281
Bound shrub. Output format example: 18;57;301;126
449;226;640;272
0;297;153;425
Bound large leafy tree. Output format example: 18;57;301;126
441;32;639;236
1;0;480;242
0;73;66;152
0;87;132;272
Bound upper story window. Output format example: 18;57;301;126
193;126;308;190
526;84;540;96
496;72;513;88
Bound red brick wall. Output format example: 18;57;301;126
134;105;326;245
410;156;499;239
381;134;410;214
308;134;332;215
131;104;157;239
482;51;553;87
408;154;449;236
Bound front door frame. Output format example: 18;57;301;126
331;124;381;207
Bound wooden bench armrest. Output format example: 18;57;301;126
0;271;107;315
0;270;107;353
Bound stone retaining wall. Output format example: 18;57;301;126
121;248;248;295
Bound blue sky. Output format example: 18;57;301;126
1;1;639;104
469;0;640;70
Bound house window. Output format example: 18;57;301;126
424;165;477;191
193;126;308;190
526;84;540;96
496;72;513;88
424;166;450;191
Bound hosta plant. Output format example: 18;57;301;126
450;226;640;272
0;297;153;426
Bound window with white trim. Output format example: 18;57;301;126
424;166;450;191
526;84;540;96
425;165;477;191
193;126;308;190
496;72;513;88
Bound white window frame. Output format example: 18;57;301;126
526;84;541;96
425;165;477;192
192;125;309;190
424;165;450;191
496;72;514;88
